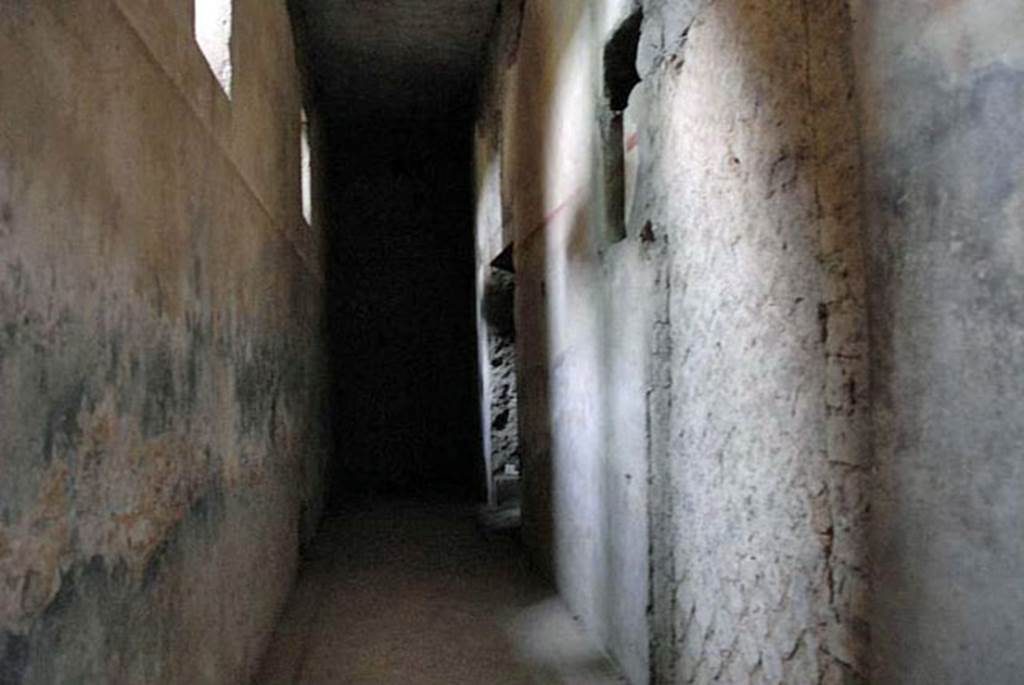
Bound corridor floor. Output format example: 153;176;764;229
255;500;626;684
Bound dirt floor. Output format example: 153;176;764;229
255;500;626;684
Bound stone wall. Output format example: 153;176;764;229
0;2;326;683
644;1;870;681
483;268;520;488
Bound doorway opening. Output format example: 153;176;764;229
483;243;520;511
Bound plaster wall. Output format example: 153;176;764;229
850;2;1024;682
0;3;325;683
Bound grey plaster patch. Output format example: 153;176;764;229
0;632;29;685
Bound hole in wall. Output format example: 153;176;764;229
604;9;644;112
490;240;515;274
602;8;643;243
195;0;233;98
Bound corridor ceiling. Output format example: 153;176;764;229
292;0;503;120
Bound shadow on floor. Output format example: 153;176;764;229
256;500;626;684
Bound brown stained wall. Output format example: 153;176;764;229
0;2;325;683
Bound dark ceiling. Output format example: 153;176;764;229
291;0;503;121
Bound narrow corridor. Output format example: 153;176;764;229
256;501;624;684
3;2;1022;683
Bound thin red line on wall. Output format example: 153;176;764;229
523;185;587;245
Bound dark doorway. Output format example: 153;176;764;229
323;116;484;501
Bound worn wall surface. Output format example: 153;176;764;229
850;2;1024;683
0;3;326;683
643;1;870;682
476;0;870;682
